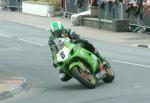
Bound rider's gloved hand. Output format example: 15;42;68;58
53;63;58;68
74;39;81;44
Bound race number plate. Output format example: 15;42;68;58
56;46;71;62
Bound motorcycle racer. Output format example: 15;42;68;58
48;21;107;81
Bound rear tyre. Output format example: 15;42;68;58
102;61;115;83
102;68;115;83
71;67;96;89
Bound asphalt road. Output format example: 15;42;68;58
0;20;150;103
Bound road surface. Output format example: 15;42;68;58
0;20;150;103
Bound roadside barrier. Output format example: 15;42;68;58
98;0;150;32
124;3;150;32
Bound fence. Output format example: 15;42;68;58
125;5;150;32
99;2;124;20
63;0;90;17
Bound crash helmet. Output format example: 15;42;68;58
50;21;64;37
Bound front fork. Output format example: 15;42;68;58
69;61;96;82
69;61;88;72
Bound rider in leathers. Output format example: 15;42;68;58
48;21;106;81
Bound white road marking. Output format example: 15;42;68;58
131;44;138;47
0;34;11;38
131;44;150;48
112;60;150;68
18;38;45;47
132;85;144;88
45;28;50;31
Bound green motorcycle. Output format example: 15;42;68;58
54;38;115;89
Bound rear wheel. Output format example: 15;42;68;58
102;61;115;83
102;67;115;83
71;66;96;89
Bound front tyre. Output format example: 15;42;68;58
71;67;96;89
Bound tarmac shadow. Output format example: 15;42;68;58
48;83;87;92
48;80;112;92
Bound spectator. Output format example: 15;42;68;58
143;0;150;8
125;0;138;13
91;0;98;6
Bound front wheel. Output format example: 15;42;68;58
71;67;96;89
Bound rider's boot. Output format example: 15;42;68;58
59;69;72;82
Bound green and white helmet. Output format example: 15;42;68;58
50;21;64;37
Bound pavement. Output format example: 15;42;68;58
0;10;150;100
0;11;150;46
0;68;26;100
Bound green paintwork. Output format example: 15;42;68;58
55;38;103;78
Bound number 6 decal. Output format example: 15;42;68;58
60;51;65;59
